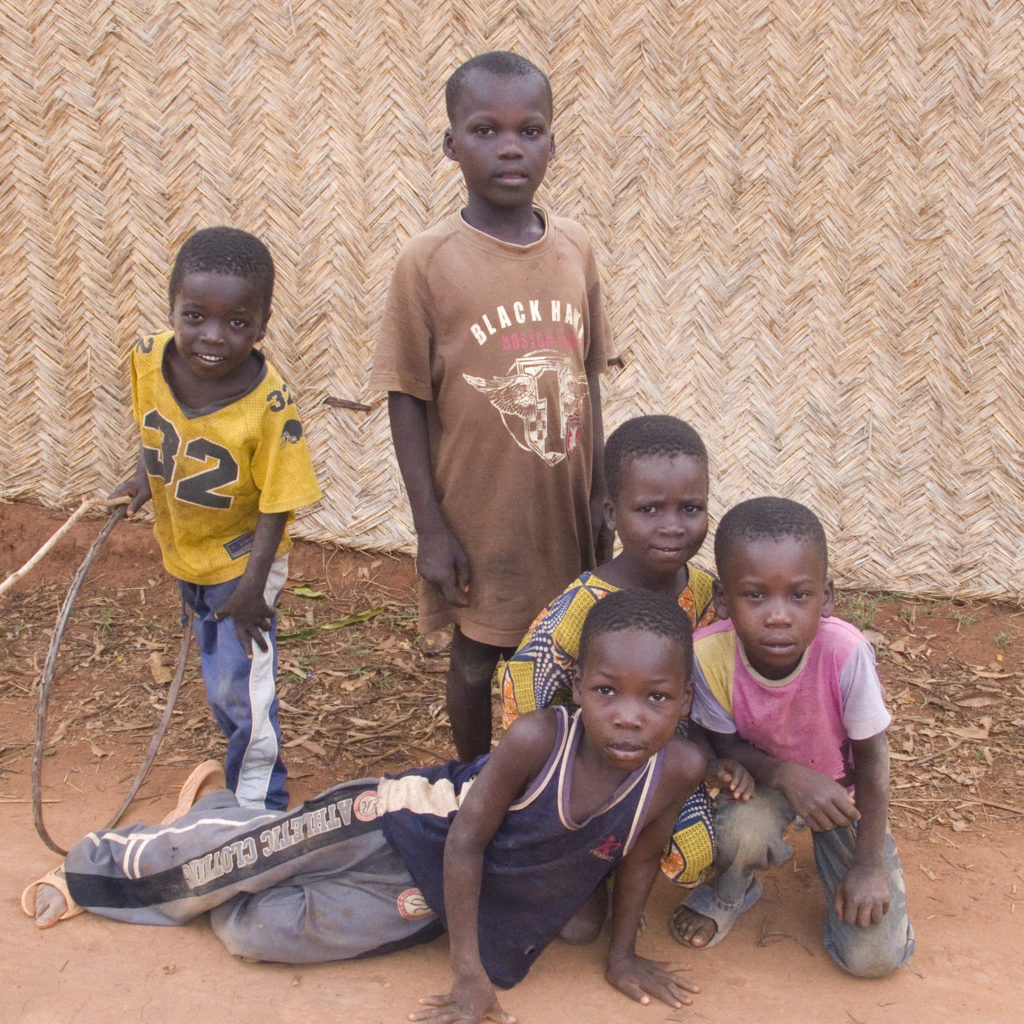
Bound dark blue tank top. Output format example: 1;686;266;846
379;706;666;987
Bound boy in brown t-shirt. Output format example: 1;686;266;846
370;51;611;760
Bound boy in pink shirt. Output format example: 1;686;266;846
672;497;914;978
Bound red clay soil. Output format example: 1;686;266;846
1;501;1022;1023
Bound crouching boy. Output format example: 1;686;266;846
671;497;914;978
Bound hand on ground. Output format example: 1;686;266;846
606;952;699;1008
408;985;516;1024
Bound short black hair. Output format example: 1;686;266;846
168;227;275;322
445;51;553;122
715;497;829;577
605;416;708;501
578;588;693;679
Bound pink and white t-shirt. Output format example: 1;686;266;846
690;616;891;787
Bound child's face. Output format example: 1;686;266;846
442;69;555;213
573;628;690;772
715;536;835;680
169;271;268;384
606;454;708;581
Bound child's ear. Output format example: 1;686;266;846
442;129;456;162
712;578;730;620
822;576;836;618
570;664;583;703
681;675;694;717
257;306;272;342
603;498;616;534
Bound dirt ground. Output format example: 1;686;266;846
1;500;1022;1024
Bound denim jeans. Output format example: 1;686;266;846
690;785;914;977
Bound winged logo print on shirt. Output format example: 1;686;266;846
464;352;588;465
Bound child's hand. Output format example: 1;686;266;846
109;473;151;516
416;527;470;608
774;762;860;832
408;977;516;1024
834;861;891;927
215;581;274;657
705;757;754;801
605;952;699;1008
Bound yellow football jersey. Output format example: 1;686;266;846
131;331;322;585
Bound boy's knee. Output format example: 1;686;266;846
830;944;910;979
210;899;276;961
715;792;794;869
826;919;914;978
449;633;502;686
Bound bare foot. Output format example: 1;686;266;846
558;882;609;945
670;903;718;949
34;883;69;929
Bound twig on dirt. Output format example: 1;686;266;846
403;744;448;760
957;797;1024;817
906;739;965;765
0;497;128;599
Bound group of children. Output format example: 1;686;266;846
20;49;914;1021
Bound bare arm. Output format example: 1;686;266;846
605;738;705;1007
409;713;555;1024
586;374;613;565
388;392;469;607
708;730;859;832
834;732;892;926
108;447;151;515
214;510;288;656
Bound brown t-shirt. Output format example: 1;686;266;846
371;210;609;646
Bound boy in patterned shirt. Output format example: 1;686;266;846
111;227;321;810
501;415;752;940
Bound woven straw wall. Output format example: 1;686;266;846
2;1;1022;599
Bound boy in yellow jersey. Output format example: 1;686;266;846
112;227;321;810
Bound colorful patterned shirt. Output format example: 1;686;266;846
501;565;717;728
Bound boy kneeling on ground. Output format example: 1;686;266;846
24;588;707;1022
672;497;914;978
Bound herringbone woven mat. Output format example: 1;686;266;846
2;1;1022;598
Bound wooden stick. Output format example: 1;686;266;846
958;798;1024;816
905;739;965;765
0;497;128;600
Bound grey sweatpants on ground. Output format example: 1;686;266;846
63;782;442;963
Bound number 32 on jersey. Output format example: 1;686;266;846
141;409;239;509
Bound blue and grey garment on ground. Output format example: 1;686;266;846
62;707;667;987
